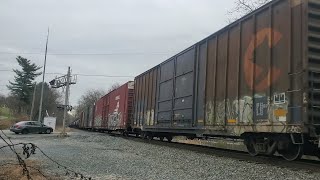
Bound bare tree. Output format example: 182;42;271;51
76;89;105;115
75;83;121;116
228;0;271;22
30;82;62;120
4;95;21;115
0;94;5;107
107;83;121;93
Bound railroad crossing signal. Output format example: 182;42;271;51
57;105;73;111
49;74;77;88
49;67;76;137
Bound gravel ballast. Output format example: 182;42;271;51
0;129;319;180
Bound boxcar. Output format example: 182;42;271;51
79;105;95;130
132;0;320;160
79;111;85;129
93;95;105;129
88;105;95;129
93;81;134;133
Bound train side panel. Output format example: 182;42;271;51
94;96;104;129
107;81;134;131
133;0;309;137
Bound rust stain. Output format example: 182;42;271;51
244;28;282;92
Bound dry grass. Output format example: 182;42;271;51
0;160;61;180
0;119;15;130
0;115;32;130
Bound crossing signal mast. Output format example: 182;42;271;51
49;66;77;137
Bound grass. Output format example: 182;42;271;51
0;160;61;180
0;107;13;129
0;120;14;130
0;107;29;130
0;106;11;118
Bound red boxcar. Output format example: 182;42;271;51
79;111;85;129
93;96;104;128
93;81;134;132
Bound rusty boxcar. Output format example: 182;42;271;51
107;81;134;132
92;81;134;133
132;0;320;160
93;96;104;129
78;111;85;129
78;105;95;130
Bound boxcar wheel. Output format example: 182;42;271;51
166;136;172;142
142;133;148;139
280;144;303;161
122;131;127;137
159;137;164;141
245;137;258;156
147;135;153;140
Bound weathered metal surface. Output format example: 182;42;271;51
134;68;158;128
133;0;315;137
87;105;95;128
79;111;85;128
106;81;134;130
93;96;104;128
308;0;320;136
88;82;134;131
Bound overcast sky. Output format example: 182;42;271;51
0;0;236;105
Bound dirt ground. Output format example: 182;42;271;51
0;160;60;180
0;119;14;130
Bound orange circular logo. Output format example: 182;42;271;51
244;28;282;92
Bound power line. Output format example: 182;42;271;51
0;70;134;77
0;51;173;56
48;73;134;77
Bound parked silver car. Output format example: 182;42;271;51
10;121;53;134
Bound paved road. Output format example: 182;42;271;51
0;129;320;180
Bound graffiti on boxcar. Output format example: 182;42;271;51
236;96;254;123
206;93;288;128
215;100;226;125
94;116;102;127
146;109;155;126
226;99;238;123
244;28;282;92
206;102;215;125
108;98;122;128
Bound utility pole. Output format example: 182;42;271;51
62;67;71;136
49;67;77;137
38;28;50;122
30;83;37;120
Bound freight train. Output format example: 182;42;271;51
73;0;320;161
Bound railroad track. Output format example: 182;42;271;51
104;131;320;172
78;129;320;172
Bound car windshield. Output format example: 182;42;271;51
16;122;27;125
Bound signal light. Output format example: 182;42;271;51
49;79;56;86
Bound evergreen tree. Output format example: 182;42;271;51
7;56;42;109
